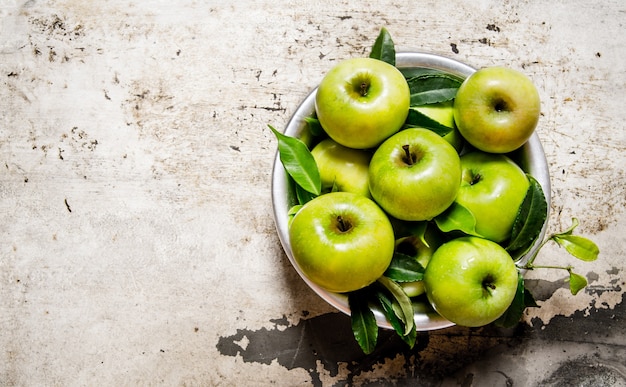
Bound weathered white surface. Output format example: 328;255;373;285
1;0;625;385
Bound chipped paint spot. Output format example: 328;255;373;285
217;293;625;385
525;266;624;325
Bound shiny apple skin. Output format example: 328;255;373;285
368;128;461;221
311;138;372;198
289;192;395;293
455;151;530;243
315;58;410;149
424;236;519;327
454;66;540;153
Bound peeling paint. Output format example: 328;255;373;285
217;292;625;385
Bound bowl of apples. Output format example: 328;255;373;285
271;30;552;351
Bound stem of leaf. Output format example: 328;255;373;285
526;264;573;272
517;236;551;269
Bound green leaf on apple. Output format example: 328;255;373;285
287;205;301;227
406;73;462;106
411;88;459;106
287;205;301;216
400;67;461;80
303;116;325;137
369;27;396;66
383;252;425;282
374;287;417;348
404;108;454;136
434;202;483;238
524;286;539;308
494;272;539;328
348;289;378;354
376;276;414;335
550;218;600;262
568;271;588;295
269;124;322;196
506;175;548;259
295;183;317;205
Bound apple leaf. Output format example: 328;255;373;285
369;27;395;66
434;202;483;238
411;88;459;106
376;276;414;335
348;290;379;354
494;273;539;328
553;235;600;262
404;108;454;137
287;205;302;227
383;252;425;282
406;72;462;90
524;286;539;308
303;116;325;137
506;175;548;260
568;271;588;295
406;74;461;106
374;288;417;348
403;319;417;347
400;67;460;80
269;125;321;196
295;183;317;205
556;217;580;236
550;220;599;262
517;218;597;296
287;205;301;216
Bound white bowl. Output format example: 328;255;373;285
271;52;551;331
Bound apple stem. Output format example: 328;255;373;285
494;99;507;112
482;275;496;296
516;235;552;268
524;264;573;272
337;215;351;233
402;144;415;165
360;82;368;97
470;173;482;185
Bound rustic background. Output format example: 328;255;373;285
1;0;625;385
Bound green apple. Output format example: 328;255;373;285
394;224;444;297
413;100;464;153
368;128;461;221
315;57;410;149
456;151;530;243
310;138;372;198
423;236;519;327
454;66;541;153
289;192;395;293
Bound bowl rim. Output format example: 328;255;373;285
272;51;551;331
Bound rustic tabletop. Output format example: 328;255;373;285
1;1;625;386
